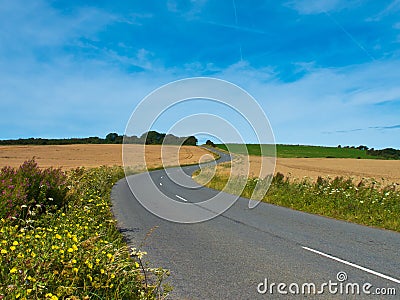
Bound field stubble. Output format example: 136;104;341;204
0;144;214;170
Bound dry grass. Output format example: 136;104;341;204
0;144;213;170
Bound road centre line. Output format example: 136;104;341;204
176;194;188;202
302;246;400;284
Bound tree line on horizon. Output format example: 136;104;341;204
337;144;400;159
0;131;198;146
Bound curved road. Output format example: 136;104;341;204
111;148;400;299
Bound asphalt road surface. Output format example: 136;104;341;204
111;148;400;299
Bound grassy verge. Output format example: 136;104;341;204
216;144;379;159
1;160;169;299
194;169;400;232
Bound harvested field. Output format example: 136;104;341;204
0;145;399;184
276;157;400;184
212;155;400;185
0;144;213;170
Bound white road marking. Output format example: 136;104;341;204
159;182;162;186
175;194;188;202
302;246;400;284
161;176;163;179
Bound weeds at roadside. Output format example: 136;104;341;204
194;168;400;232
0;160;170;299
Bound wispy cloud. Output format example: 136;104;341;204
284;0;359;14
1;1;399;148
366;0;400;21
369;124;400;130
202;20;271;35
0;0;114;50
323;124;400;134
166;0;208;19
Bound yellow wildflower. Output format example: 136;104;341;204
13;241;19;246
10;267;18;274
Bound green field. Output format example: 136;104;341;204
216;144;378;159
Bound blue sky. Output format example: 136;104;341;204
1;0;399;148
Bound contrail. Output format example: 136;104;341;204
232;0;238;24
232;0;243;61
323;10;376;62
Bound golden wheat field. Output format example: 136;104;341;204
216;154;400;185
0;145;399;184
0;144;214;170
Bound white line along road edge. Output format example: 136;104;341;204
302;246;400;284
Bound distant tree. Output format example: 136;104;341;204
205;140;215;147
337;145;341;148
141;131;165;145
357;145;369;151
367;148;400;159
183;136;198;146
106;132;119;143
0;130;196;146
87;137;101;144
124;135;141;144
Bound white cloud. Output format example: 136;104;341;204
0;0;114;51
0;0;398;148
215;59;400;147
0;0;164;138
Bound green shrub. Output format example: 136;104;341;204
0;159;69;221
1;161;170;299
